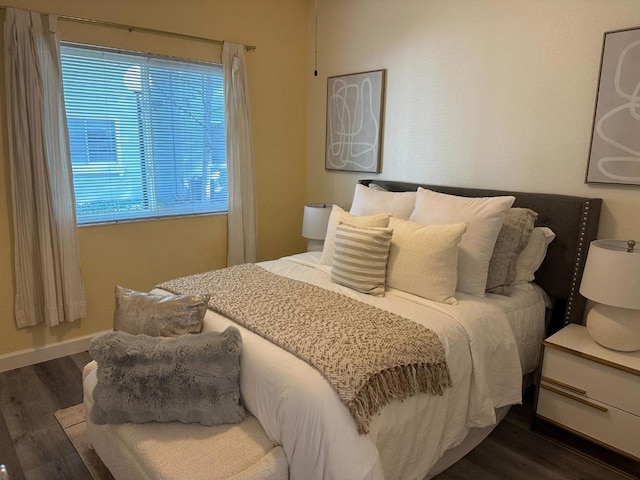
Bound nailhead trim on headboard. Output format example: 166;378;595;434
564;200;591;325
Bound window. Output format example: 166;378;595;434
60;44;227;224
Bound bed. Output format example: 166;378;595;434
83;180;602;480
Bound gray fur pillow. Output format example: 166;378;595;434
113;285;209;336
89;327;245;426
486;208;537;295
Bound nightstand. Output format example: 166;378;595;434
535;324;640;462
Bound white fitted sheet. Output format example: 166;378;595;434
488;283;548;375
83;252;545;480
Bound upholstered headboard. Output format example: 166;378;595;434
358;180;602;332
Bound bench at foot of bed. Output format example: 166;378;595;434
83;361;289;480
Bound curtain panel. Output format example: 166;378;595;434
4;8;86;327
223;42;257;266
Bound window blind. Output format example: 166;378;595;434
60;44;227;224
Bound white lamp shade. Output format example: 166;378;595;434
580;240;640;310
302;204;332;240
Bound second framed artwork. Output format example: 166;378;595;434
586;26;640;186
325;69;386;173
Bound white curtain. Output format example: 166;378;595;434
223;42;257;266
4;8;86;327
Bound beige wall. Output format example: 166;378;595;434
307;0;640;242
0;0;307;356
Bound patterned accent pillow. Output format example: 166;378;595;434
330;222;393;296
486;208;538;295
386;218;469;304
114;285;209;336
320;205;390;266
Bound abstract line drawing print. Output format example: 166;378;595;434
587;27;640;185
325;70;385;173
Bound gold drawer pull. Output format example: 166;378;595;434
540;384;608;412
541;376;586;395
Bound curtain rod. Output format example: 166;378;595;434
0;6;256;52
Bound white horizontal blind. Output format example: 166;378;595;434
60;44;227;224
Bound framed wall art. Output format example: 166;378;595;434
586;26;640;186
325;69;386;173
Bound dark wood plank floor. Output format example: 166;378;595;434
0;352;92;480
0;354;636;480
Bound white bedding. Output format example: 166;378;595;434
149;252;545;480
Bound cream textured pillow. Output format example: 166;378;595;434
486;208;538;295
409;188;515;296
349;183;416;220
330;222;393;296
513;227;556;284
114;285;209;336
320;205;390;266
386;218;468;304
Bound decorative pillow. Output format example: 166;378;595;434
89;328;245;426
330;222;393;296
513;227;556;284
486;208;538;295
113;285;209;336
409;188;515;296
368;183;387;191
386;218;468;304
320;205;390;266
349;183;416;220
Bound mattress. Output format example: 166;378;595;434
487;283;548;375
86;252;546;480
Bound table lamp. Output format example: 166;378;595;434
302;203;333;251
579;239;640;352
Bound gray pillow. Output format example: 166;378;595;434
89;328;245;426
486;208;537;295
113;285;209;336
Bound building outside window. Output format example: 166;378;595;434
60;44;227;225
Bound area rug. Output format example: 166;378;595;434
54;404;115;480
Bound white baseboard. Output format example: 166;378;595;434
0;330;110;373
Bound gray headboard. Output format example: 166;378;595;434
359;180;602;332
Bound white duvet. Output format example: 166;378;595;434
155;253;527;480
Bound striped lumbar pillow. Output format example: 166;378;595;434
330;222;393;296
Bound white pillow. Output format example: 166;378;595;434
409;188;515;296
386;218;469;304
349;183;416;220
320;205;390;266
513;227;556;283
330;222;393;297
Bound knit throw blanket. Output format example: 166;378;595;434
158;264;451;434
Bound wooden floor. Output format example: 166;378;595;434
0;354;636;480
0;352;93;480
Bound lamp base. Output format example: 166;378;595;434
586;304;640;352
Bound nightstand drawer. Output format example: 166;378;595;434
537;385;640;460
541;347;640;416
